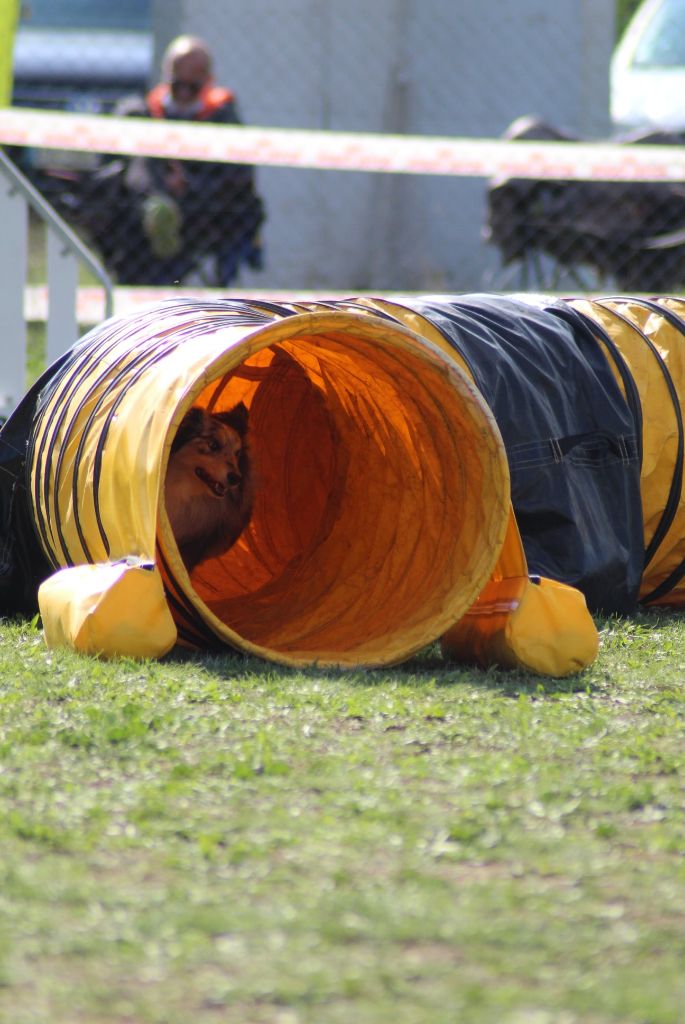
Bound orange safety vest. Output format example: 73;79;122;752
145;81;236;120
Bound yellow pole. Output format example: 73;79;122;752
0;0;20;107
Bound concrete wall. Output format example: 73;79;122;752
153;0;616;291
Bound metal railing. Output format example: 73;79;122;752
0;147;113;419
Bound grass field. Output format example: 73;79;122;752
1;608;684;1024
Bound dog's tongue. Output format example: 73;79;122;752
212;481;227;497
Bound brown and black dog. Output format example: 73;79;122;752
164;402;253;570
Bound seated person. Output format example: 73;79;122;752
79;35;265;286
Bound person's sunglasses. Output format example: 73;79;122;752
170;78;204;99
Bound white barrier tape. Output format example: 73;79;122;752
2;107;685;182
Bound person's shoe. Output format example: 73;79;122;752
142;194;183;259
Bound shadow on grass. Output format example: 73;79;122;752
388;653;599;697
161;641;598;697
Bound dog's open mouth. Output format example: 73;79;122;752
195;467;227;497
195;467;241;496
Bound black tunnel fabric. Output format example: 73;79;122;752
0;356;74;616
393;294;645;613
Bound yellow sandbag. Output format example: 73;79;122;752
30;300;510;667
440;508;598;677
442;574;598;677
38;558;177;658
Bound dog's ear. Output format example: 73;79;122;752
218;401;249;437
171;406;206;452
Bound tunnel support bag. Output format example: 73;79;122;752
38;558;177;659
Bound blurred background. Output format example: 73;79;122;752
10;0;685;296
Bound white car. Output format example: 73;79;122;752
611;0;685;132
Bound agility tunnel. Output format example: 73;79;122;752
2;292;685;675
0;297;512;668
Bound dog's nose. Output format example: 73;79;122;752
227;471;241;488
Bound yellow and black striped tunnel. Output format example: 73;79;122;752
32;298;510;667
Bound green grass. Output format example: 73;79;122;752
0;610;684;1023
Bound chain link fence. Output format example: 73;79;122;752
10;0;685;294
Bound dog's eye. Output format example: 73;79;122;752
208;439;221;452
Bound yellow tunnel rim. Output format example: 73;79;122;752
154;309;511;668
